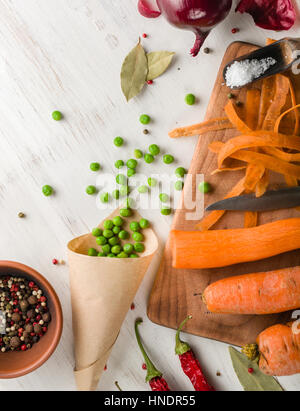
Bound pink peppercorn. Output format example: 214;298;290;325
130;303;135;310
142;363;147;370
232;28;239;34
52;259;58;265
21;344;27;351
147;80;153;85
142;33;147;38
248;367;254;374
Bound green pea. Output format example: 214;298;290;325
102;244;111;255
115;160;124;169
113;216;124;227
149;144;160;156
103;229;114;239
175;181;184;191
139;114;151;125
127;159;138;169
120;185;130;197
42;185;53;197
88;248;98;257
175;167;186;178
109;236;120;246
111;245;122;255
138;185;148;194
92;228;102;237
120;208;132;217
198;181;212;193
134;149;143;159
123;243;134;254
139;218;149;229
86;185;96;195
125;197;135;209
134;242;145;253
148;177;157;187
98;252;106;257
130;222;140;232
161;207;172;216
163;154;174;164
116;174;127;185
130;253;139;258
117;252;129;258
185;93;196;105
127;169;136;178
108;254;116;258
159;193;169;203
112;189;120;199
103;220;114;230
100;192;110;203
96;236;107;246
90;162;100;172
52;110;62;121
119;230;130;240
132;232;144;242
113;226;121;235
114;136;124;147
144;153;154;164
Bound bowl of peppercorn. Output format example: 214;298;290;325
0;261;63;378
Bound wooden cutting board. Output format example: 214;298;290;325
148;41;300;347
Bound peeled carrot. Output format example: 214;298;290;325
172;218;300;269
257;322;300;376
203;266;300;315
244;211;258;228
168;117;232;138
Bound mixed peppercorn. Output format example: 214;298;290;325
0;276;51;352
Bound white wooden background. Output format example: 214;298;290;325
0;0;300;391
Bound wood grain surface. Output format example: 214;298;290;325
148;41;300;347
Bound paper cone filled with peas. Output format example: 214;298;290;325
67;205;158;391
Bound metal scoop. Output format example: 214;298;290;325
223;38;300;89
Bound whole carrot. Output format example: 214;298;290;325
175;316;215;391
135;319;171;391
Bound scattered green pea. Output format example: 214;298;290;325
144;153;154;164
161;207;172;216
123;243;134;254
117;252;129;258
149;144;160;156
112;189;120;199
92;228;102;237
98;252;106;257
163;154;174;164
103;220;114;230
52;110;63;121
109;236;120;246
115;160;124;169
148;177;157;187
140;114;151;125
119;230;130;240
159;193;169;203
88;248;98;257
86;185;96;195
132;232;144;242
114;136;124;147
134;149;143;159
102;244;111;255
138;185;148;194
198;181;212;194
96;236;107;246
127;159;138;169
127;169;136;178
42;185;53;197
130;222;140;232
113;226;121;235
100;192;110;203
134;243;145;253
125;197;135;209
103;229;114;239
90;162;100;172
120;185;130;196
139;218;149;229
130;253;139;258
175;167;186;178
116;174;127;185
113;216;124;227
185;94;196;105
108;254;116;258
175;180;184;191
111;245;122;255
120;208;132;217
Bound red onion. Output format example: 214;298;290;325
138;0;161;18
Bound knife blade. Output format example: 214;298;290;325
206;187;300;212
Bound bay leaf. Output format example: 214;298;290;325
147;51;175;81
121;39;148;102
229;347;283;391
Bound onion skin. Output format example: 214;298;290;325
156;0;232;56
138;0;161;18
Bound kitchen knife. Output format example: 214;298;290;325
206;186;300;212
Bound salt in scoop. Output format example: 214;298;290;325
224;38;300;89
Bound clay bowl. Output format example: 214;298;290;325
0;261;63;378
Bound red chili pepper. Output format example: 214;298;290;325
175;315;215;391
135;319;171;392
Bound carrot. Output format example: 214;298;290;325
211;165;246;175
257;322;300;376
255;170;269;198
225;100;251;133
257;77;275;129
203;266;300;315
168;117;232;138
244;211;258;228
172;218;300;269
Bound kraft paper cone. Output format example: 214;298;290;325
67;208;158;391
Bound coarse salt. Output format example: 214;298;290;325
225;57;277;88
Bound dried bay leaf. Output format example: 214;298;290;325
229;347;283;391
121;39;148;102
147;51;175;81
